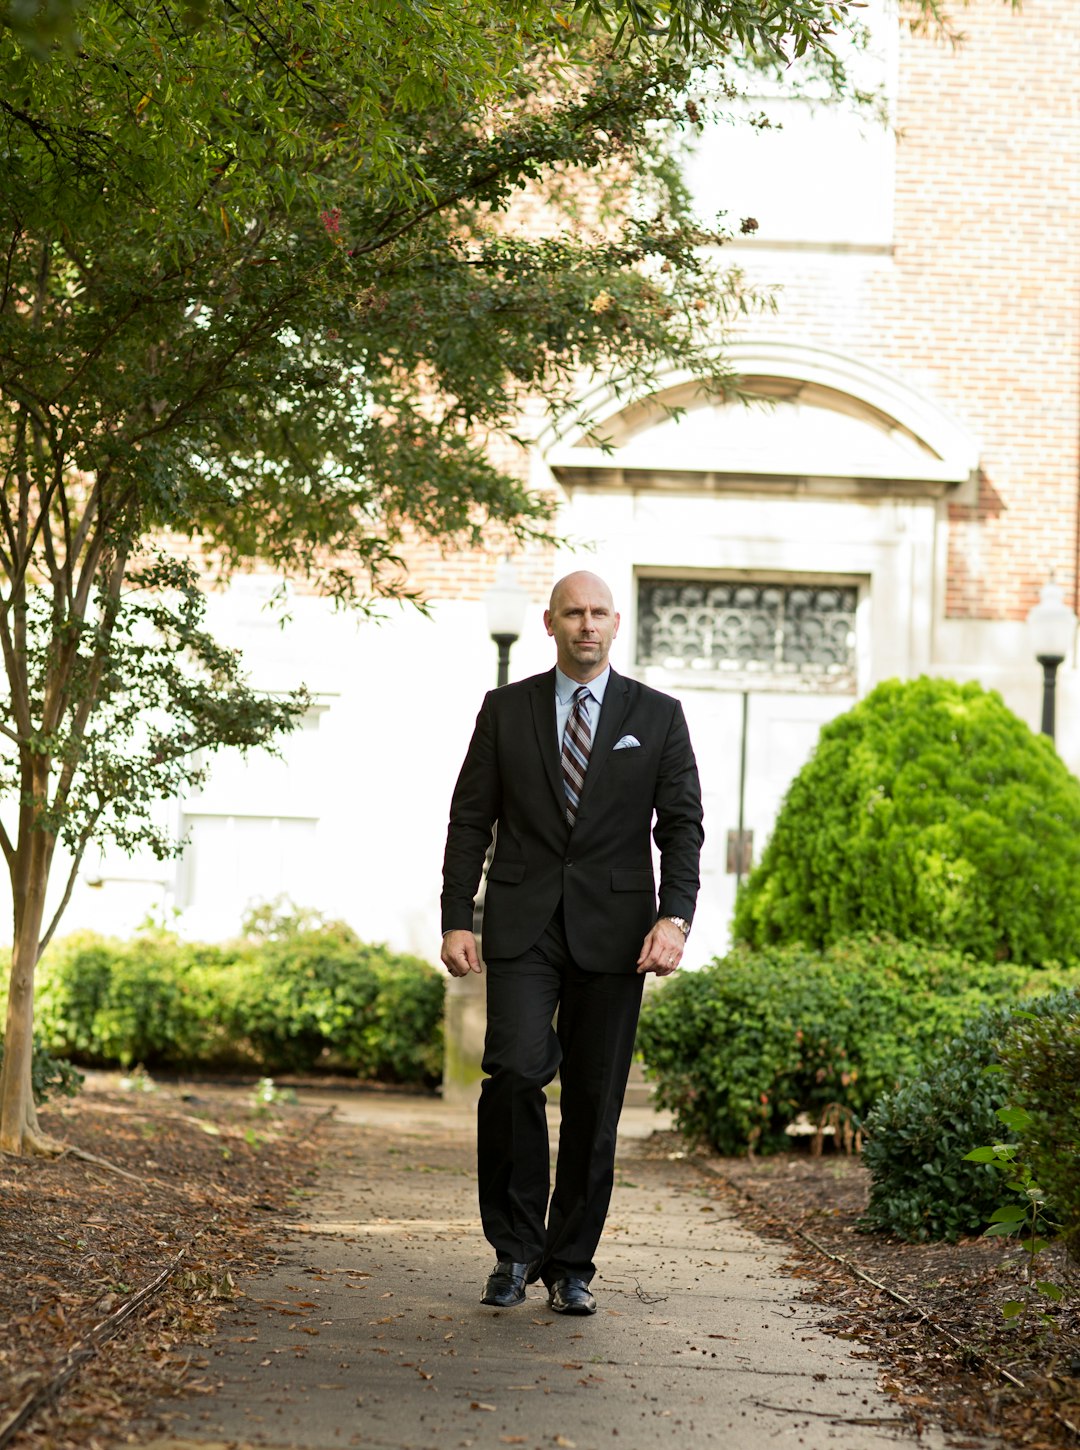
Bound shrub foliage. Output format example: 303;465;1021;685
0;1037;84;1105
732;677;1080;964
30;922;444;1087
861;989;1079;1243
636;937;1079;1156
999;1000;1080;1264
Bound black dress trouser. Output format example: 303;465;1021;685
478;902;645;1284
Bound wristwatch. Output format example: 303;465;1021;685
660;915;691;937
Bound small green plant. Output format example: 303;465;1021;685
251;1077;297;1111
965;1106;1064;1325
29;1039;83;1105
999;1004;1080;1269
118;1065;157;1093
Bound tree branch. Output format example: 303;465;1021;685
0;414;24;577
0;225;21;315
37;815;103;958
348;87;632;261
68;476;103;582
48;538;132;821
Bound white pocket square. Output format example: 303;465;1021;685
613;735;641;750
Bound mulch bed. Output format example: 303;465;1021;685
695;1145;1080;1449
0;1078;327;1450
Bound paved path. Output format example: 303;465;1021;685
140;1092;952;1450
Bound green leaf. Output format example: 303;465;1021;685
995;1106;1034;1131
1035;1281;1064;1302
1001;1301;1025;1319
987;1205;1027;1223
1019;1237;1049;1256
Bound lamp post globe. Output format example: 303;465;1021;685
1026;579;1077;742
485;559;529;688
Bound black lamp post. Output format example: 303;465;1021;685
485;559;529;687
1026;579;1077;743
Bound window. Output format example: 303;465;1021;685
637;578;858;689
681;0;897;247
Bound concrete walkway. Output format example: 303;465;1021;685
140;1092;951;1450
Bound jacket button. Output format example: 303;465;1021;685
564;858;573;867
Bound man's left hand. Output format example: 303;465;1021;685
636;918;686;976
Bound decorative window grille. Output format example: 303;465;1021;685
637;579;858;688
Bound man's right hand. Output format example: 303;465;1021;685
441;929;483;977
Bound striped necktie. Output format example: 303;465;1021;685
561;686;593;826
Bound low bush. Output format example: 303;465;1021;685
31;1039;84;1103
860;988;1079;1243
229;924;444;1083
36;930;240;1069
0;1036;84;1104
636;936;1079;1156
30;921;445;1087
999;1001;1080;1264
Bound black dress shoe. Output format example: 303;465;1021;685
480;1259;541;1308
548;1275;596;1316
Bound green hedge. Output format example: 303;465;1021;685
861;989;1079;1243
636;936;1080;1156
29;923;445;1087
224;922;445;1083
733;676;1080;964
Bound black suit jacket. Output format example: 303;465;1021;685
441;667;704;973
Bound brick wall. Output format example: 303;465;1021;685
730;0;1079;620
899;0;1078;620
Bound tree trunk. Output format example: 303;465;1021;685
0;826;59;1156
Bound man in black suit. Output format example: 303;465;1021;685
440;571;703;1316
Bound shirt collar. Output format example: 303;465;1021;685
555;664;610;706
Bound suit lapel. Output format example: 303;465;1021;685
529;670;567;817
577;668;630;813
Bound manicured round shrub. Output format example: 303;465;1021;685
861;988;1079;1243
732;676;1080;964
635;936;1079;1155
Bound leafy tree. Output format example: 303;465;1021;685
0;0;892;1154
0;0;942;1155
733;677;1080;964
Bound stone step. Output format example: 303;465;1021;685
622;1058;655;1108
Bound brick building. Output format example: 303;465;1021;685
63;0;1079;964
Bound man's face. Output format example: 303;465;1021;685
544;574;620;682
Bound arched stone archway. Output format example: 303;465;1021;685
541;340;979;490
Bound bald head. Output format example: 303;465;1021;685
548;571;613;615
544;571;620;682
